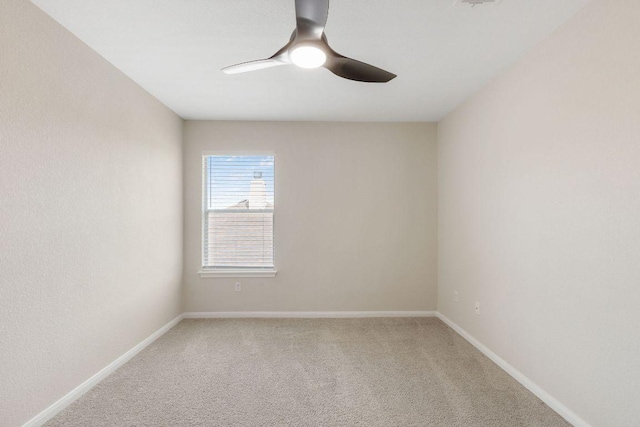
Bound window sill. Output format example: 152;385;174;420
198;269;277;278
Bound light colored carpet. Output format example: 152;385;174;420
46;318;569;426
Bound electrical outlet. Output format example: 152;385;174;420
475;301;480;315
235;282;241;292
453;291;459;302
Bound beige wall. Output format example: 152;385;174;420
0;1;183;425
438;0;640;425
184;121;438;312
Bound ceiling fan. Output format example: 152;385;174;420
221;0;396;83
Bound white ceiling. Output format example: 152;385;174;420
31;0;589;121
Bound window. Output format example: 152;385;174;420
200;154;276;277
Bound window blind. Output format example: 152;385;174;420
203;155;275;269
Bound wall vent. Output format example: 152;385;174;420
454;0;502;7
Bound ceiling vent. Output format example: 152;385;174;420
454;0;502;7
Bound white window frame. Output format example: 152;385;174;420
198;151;277;278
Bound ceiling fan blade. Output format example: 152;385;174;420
324;53;396;83
221;58;288;75
222;37;294;74
295;0;329;38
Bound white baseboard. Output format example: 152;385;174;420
436;313;590;427
22;314;185;427
184;311;438;319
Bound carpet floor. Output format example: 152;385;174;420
46;318;568;426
